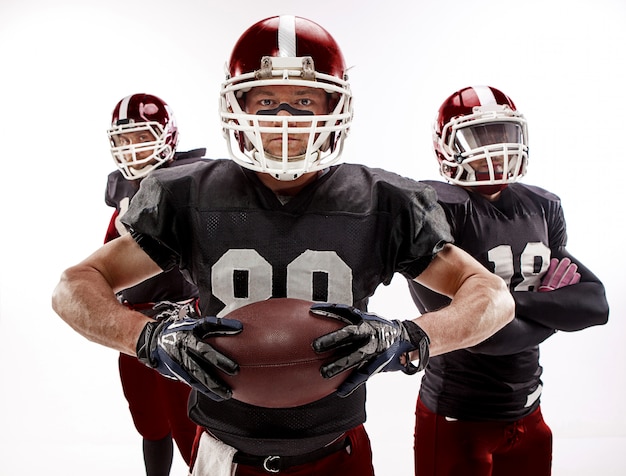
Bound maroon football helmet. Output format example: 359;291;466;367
433;85;528;195
108;93;179;180
219;15;353;181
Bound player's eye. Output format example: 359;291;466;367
297;98;312;107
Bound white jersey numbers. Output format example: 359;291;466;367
488;242;550;291
115;196;131;236
212;249;353;316
287;250;353;304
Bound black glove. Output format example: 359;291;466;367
136;301;243;401
311;303;430;397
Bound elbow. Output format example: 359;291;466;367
563;286;610;331
481;275;515;341
51;265;93;324
51;268;71;316
583;285;610;328
562;301;610;332
463;275;515;348
495;275;516;326
598;292;610;326
593;299;610;327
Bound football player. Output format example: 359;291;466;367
105;93;204;475
52;17;515;475
409;85;609;476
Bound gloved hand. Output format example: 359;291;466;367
310;303;429;397
136;301;243;401
538;257;581;292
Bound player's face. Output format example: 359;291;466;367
244;85;330;158
458;122;523;179
112;130;158;167
469;157;505;173
457;123;520;150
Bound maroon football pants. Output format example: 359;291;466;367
414;397;552;476
118;352;197;464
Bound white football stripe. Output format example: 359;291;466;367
473;85;497;105
278;15;297;57
118;95;131;120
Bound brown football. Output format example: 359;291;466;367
206;298;349;408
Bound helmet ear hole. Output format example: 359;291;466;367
235;130;255;153
319;131;336;153
160;145;173;161
234;131;245;152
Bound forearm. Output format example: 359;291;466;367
513;282;608;331
517;248;610;331
52;264;151;355
467;317;555;355
415;276;512;356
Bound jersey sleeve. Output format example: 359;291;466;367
467;319;556;355
393;180;453;279
419;180;469;240
120;169;191;271
104;170;121;208
544;187;568;250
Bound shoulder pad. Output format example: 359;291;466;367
105;170;129;207
174;148;206;160
421;180;471;205
512;183;561;204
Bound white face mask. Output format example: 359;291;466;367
108;122;174;180
437;106;529;190
220;58;353;181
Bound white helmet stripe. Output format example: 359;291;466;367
118;95;132;120
473;85;497;106
278;15;297;57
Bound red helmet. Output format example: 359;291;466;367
433;85;528;195
220;15;353;181
108;93;178;180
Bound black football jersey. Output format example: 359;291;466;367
121;159;453;454
410;180;603;421
104;150;205;305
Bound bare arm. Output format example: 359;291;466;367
411;244;515;357
51;234;164;356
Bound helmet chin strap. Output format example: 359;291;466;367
253;149;321;181
264;152;307;162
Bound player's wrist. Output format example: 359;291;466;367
401;320;430;373
136;320;159;367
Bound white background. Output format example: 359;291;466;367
1;0;624;474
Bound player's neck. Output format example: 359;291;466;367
464;186;503;202
479;191;502;202
256;171;320;196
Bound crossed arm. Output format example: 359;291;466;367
512;248;608;332
468;248;609;355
